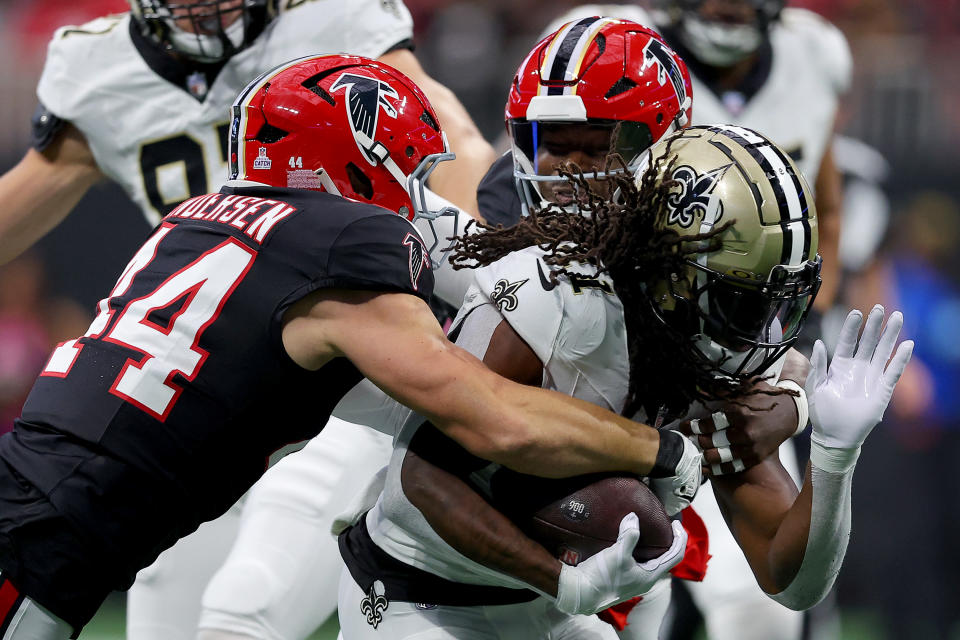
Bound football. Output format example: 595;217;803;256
489;472;674;565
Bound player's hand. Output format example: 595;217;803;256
678;381;800;477
807;305;913;450
648;431;701;516
554;515;686;615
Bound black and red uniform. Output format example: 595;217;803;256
0;184;432;633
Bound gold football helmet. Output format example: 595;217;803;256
642;125;821;376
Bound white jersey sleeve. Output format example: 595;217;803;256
461;246;566;366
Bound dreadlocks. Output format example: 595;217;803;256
450;145;785;419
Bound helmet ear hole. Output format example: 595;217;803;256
345;162;374;200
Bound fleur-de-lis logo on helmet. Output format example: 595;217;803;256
666;165;729;228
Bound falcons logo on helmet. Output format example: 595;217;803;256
331;72;399;166
641;39;688;109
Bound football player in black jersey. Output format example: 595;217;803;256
0;55;699;640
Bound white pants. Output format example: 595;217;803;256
614;576;672;640
127;417;393;640
682;440;803;640
337;567;617;640
0;596;72;640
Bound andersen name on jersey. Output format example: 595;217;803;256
0;186;433;618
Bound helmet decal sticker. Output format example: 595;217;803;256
331;72;400;166
641;38;688;109
667;165;728;228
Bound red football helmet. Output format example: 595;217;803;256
230;54;455;225
506;17;693;213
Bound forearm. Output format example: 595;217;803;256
401;450;561;596
768;446;858;610
432;367;662;478
710;459;810;595
0;132;101;265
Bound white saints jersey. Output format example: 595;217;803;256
36;0;413;225
366;245;630;587
543;6;851;183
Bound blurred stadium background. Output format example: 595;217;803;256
0;0;958;638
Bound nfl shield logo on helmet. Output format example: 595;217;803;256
253;147;272;170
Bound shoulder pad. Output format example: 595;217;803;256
468;247;565;365
779;8;852;94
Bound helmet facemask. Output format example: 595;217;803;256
650;256;821;379
508;119;655;215
134;0;273;63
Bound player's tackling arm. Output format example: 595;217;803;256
378;48;494;219
0;124;103;265
282;288;665;478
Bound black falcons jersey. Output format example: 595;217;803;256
0;185;433;591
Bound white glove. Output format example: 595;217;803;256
807;305;913;451
554;514;687;615
649;433;702;516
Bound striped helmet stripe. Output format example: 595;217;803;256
539;17;616;96
232;55;327;178
707;126;811;266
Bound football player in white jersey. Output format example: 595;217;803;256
537;4;851;638
336;125;912;640
0;2;496;639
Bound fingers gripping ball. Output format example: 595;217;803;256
495;473;674;565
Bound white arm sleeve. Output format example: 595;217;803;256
768;442;860;610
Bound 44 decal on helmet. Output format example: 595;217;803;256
666;165;729;229
331;72;400;166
